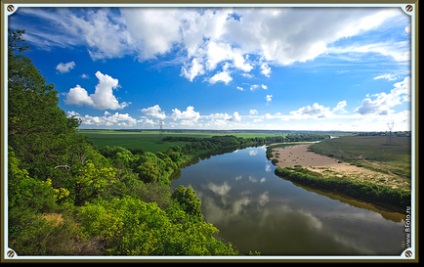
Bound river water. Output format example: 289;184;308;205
171;146;406;256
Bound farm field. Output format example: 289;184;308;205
308;135;411;178
78;129;282;153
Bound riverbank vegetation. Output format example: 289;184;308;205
275;167;410;211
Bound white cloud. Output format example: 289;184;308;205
328;41;410;62
355;76;410;115
208;65;233;84
250;84;259;91
81;73;89;79
374;73;397;81
290;103;332;118
66;85;94;107
236;86;244;91
241;73;254;78
249;109;258;115
120;8;182;60
265;94;273;103
226;8;402;65
70;111;137;127
56;61;75;73
18;7;408;82
140;118;156;126
232;112;242;122
141;105;166;120
171;106;201;124
181;58;205;82
66;110;80;117
261;84;268;90
333;100;347;113
206;41;253;72
65;71;129;110
405;25;410;33
205;113;232;120
260;63;271;77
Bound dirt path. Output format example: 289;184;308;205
269;144;410;189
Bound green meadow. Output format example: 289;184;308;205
309;135;412;178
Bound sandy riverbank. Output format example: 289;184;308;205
269;144;409;189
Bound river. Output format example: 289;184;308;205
171;146;406;256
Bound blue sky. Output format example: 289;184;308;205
7;5;413;131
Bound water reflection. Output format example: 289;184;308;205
172;146;406;256
265;164;272;172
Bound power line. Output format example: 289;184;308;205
385;121;394;145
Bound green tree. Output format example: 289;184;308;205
171;185;202;218
8;29;81;179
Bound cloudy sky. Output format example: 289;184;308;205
7;5;413;131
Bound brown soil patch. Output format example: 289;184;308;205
41;213;63;227
270;144;410;189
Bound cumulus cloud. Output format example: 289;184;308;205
56;61;75;73
265;94;273;103
65;71;129;110
208;63;232;84
355;76;410;115
260;63;271;77
249;84;259;91
81;73;89;79
205;41;253;72
209;70;232;84
333;100;347;113
141;105;166;120
236;86;245;91
67;111;137;127
17;7;407;82
181;58;205;82
66;110;80;117
249;109;258;115
290;103;332;118
261;84;268;90
232;112;242;122
374;73;397;81
171;106;201;125
121;8;182;60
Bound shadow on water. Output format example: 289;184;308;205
287;180;405;223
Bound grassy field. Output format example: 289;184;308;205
309;135;411;178
78;129;281;153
